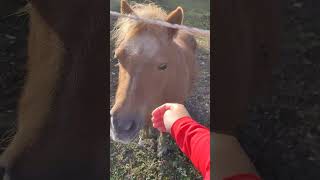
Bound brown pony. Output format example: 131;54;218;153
110;0;198;148
0;0;107;179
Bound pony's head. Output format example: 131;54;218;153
110;0;197;143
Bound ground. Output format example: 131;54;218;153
0;0;319;180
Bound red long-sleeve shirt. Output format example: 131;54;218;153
170;116;261;180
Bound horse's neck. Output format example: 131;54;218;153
0;6;65;166
19;5;64;134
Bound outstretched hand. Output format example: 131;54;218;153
151;103;191;133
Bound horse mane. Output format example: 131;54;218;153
111;2;168;47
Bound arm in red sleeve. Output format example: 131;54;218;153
170;117;261;180
170;116;210;179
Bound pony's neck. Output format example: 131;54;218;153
1;5;65;167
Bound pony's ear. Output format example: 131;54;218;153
120;0;134;14
166;6;184;38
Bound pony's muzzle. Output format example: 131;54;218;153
113;117;136;132
110;113;143;143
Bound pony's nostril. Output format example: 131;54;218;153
111;116;118;129
118;120;136;131
111;114;139;133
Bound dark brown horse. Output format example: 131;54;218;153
0;0;107;179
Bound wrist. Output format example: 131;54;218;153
169;116;192;134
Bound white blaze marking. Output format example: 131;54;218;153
126;33;160;58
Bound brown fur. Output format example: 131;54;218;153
0;0;107;179
0;5;64;167
110;1;198;143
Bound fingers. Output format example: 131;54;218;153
152;116;164;127
159;126;166;132
152;121;163;128
152;121;166;132
151;116;166;132
151;103;172;117
151;117;160;124
151;103;182;133
151;105;163;117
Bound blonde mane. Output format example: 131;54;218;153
111;2;168;47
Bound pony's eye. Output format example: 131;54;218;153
158;63;167;71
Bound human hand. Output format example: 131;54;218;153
151;103;191;133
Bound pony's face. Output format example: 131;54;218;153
110;1;188;143
110;31;173;143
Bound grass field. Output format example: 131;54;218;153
109;0;210;179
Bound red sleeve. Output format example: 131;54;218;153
170;116;210;179
170;117;261;180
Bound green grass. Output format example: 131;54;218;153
110;134;203;179
110;0;209;179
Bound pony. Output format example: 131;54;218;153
0;0;107;179
110;0;198;154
